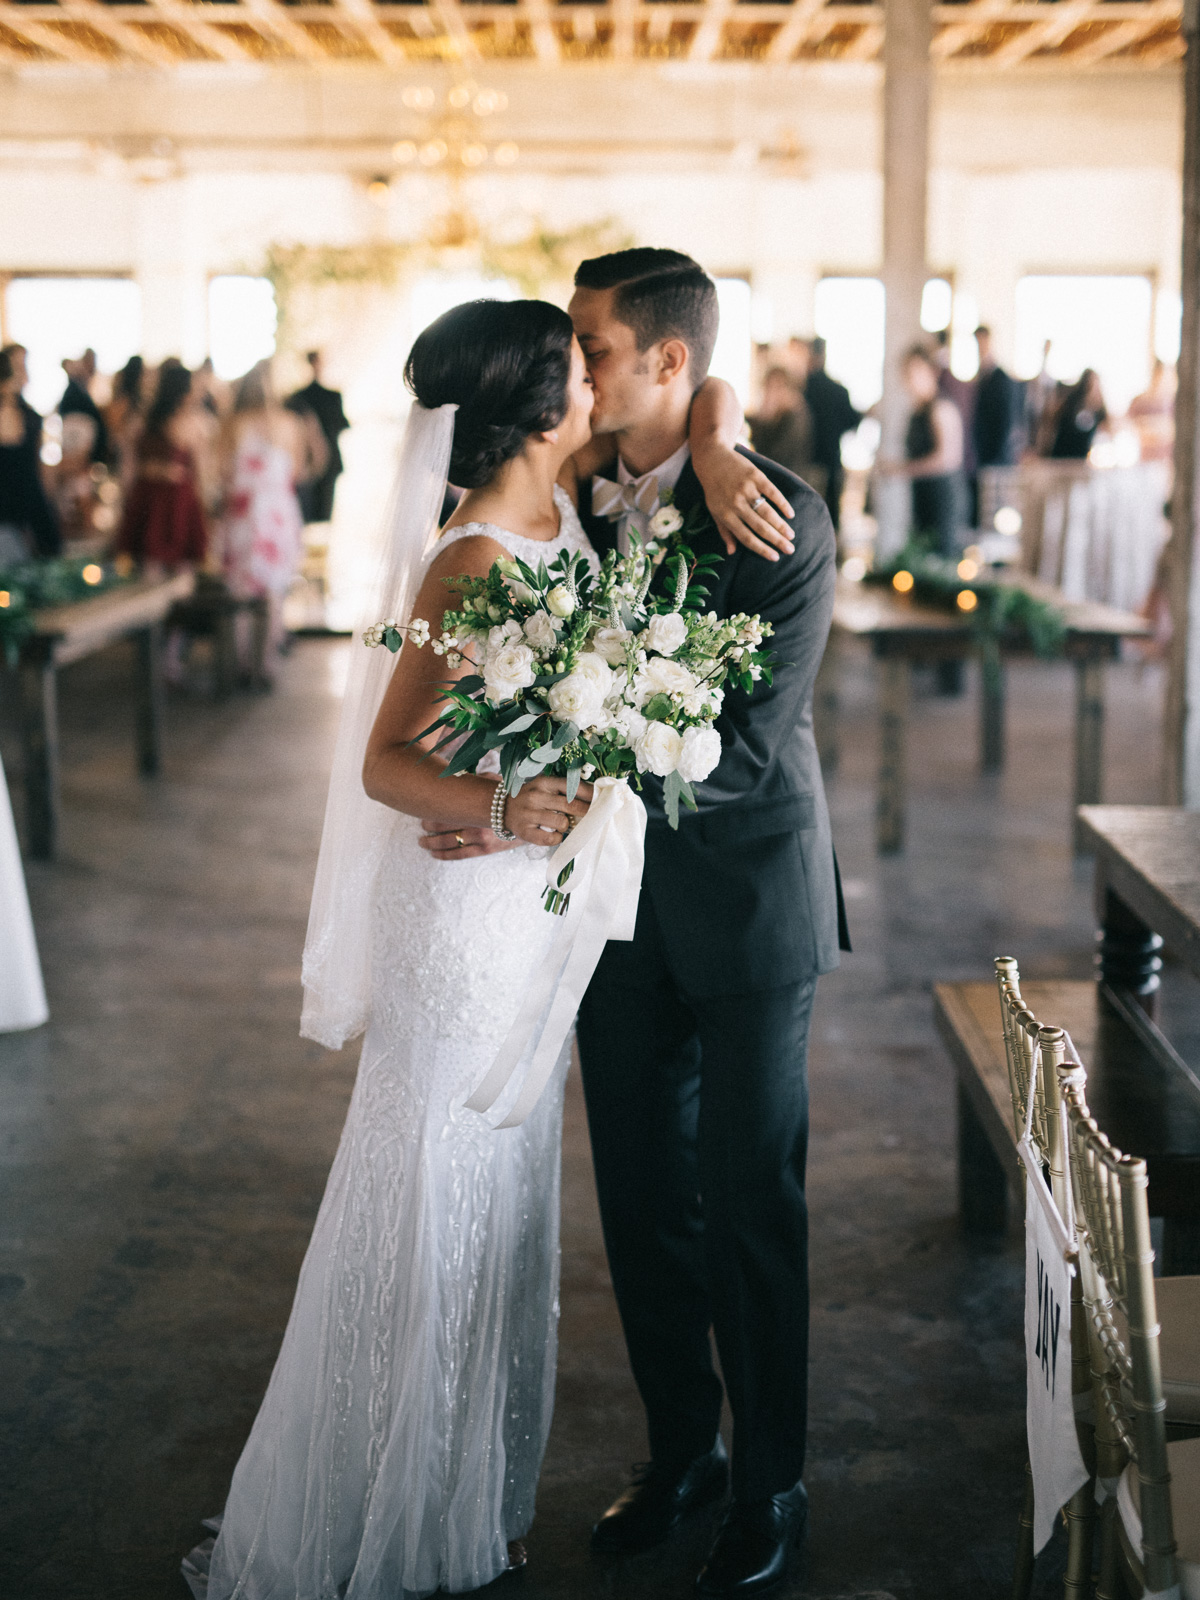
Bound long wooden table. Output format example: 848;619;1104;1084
1077;805;1200;1106
822;575;1150;856
9;570;194;860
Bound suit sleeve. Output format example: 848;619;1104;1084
693;485;836;812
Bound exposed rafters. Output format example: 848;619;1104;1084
0;0;1184;73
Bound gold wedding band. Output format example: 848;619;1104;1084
455;832;465;847
564;815;577;834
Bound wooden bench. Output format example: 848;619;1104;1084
934;978;1200;1273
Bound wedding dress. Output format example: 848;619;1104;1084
187;487;597;1600
0;753;48;1033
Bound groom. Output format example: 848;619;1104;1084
569;249;847;1597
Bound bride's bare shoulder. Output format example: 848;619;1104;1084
426;528;512;581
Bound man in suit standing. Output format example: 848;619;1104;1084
285;351;350;524
971;325;1018;526
569;249;848;1597
803;337;860;532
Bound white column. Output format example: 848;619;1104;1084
876;0;931;555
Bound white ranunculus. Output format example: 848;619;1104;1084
523;610;559;651
488;618;522;653
546;584;576;618
641;656;697;699
648;505;684;538
642;611;688;657
483;642;537;705
548;657;611;724
634;720;684;778
591;626;632;666
611;704;647;745
676;724;722;784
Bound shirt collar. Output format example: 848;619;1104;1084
616;440;691;497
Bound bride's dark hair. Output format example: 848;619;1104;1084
405;299;575;488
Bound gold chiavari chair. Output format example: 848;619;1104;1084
1061;1074;1200;1597
995;959;1097;1600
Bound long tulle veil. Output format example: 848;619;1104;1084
301;402;457;1049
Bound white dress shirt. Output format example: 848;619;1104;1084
613;441;692;555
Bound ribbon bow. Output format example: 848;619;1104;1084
591;472;660;521
465;777;647;1129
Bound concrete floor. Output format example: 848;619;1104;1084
0;634;1167;1600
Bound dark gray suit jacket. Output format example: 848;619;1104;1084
580;446;848;996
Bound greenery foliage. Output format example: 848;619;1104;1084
864;542;1067;658
0;556;135;662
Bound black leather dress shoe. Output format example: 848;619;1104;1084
591;1438;729;1556
694;1483;808;1597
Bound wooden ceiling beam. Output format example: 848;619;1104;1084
688;0;735;62
517;0;562;64
766;0;835;63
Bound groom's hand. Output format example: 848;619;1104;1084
418;821;515;860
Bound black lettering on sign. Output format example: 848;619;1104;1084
1033;1248;1062;1399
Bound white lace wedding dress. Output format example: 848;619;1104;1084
189;491;597;1600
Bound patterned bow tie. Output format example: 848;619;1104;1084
591;472;660;521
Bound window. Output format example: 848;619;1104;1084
1014;275;1154;416
409;271;517;339
3;277;141;415
208;276;278;381
710;278;753;409
814;277;886;412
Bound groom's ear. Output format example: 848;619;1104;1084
654;337;691;387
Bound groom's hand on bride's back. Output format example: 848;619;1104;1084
419;775;593;861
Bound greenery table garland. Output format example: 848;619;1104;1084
0;555;136;664
862;542;1067;659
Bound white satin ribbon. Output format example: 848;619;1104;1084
465;776;647;1129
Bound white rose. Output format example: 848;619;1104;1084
634;721;684;778
591;626;632;666
546;584;576;618
548;662;610;724
487;618;523;654
641;656;697;699
648;505;684;538
483;642;536;705
676;725;722;784
642;611;688;657
523;611;559;651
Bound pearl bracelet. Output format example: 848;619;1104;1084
490;780;516;842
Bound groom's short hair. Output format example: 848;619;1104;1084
574;248;719;388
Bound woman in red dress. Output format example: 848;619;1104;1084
118;364;208;572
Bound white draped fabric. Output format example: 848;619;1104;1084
0;756;48;1034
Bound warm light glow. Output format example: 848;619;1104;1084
420;140;448;167
892;570;914;594
957;558;979;581
113;553;135;578
994;506;1023;537
367;177;391;206
474;89;503;115
462;143;488;168
392;140;417;165
957;589;978;612
82;564;103;586
447;82;473;109
841;556;867;583
93;506;117;533
493;142;519;166
0;591;10;608
402;86;435;110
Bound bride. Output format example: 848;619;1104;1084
188;296;768;1600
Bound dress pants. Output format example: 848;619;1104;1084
577;914;816;1504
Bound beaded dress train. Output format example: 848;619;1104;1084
189;492;596;1600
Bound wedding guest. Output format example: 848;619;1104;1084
1129;360;1175;464
218;360;318;674
970;325;1018;525
58;349;111;467
106;355;147;492
747;367;822;493
0;347;62;562
1024;338;1058;455
879;344;965;556
117;364;208;573
285;349;349;524
1048;368;1107;460
804;337;861;531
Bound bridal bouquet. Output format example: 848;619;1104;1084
363;518;778;1124
366;523;775;875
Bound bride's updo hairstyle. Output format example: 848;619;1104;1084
405;298;575;488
